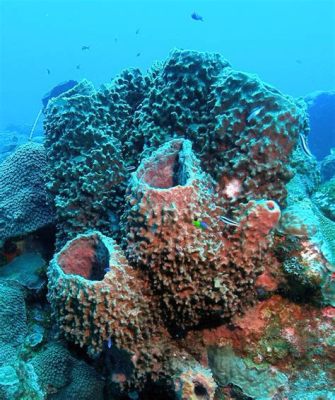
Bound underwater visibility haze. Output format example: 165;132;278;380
0;0;335;399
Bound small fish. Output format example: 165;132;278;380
114;37;118;43
136;52;141;57
295;59;302;65
246;106;263;123
299;133;313;158
76;64;80;70
220;216;239;227
128;391;139;400
135;28;140;34
81;45;90;51
191;12;204;21
46;68;51;75
104;266;110;273
125;165;136;171
107;337;113;349
192;220;208;230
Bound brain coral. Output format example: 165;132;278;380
0;143;54;244
0;280;27;346
31;343;72;391
31;342;104;399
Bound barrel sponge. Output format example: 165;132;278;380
132;49;230;152
122;138;281;330
0;143;54;242
44;76;147;248
132;49;307;207
47;231;158;355
43;50;306;250
172;360;217;400
47;230;218;394
0;280;27;345
207;71;307;207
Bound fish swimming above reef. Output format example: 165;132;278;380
192;219;209;230
219;215;239;227
246;106;263;123
299;133;313;158
81;45;90;51
191;12;204;21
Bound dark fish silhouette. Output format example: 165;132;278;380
46;68;51;75
76;64;80;70
81;45;90;51
136;52;141;57
191;12;204;21
42;80;78;108
295;59;303;64
114;37;118;43
219;215;239;227
135;28;140;34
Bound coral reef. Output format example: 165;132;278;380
46;136;283;395
202;295;335;399
275;146;335;306
42;49;321;397
0;143;54;244
2;49;335;398
0;261;105;400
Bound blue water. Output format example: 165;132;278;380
0;0;334;132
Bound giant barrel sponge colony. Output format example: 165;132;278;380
45;49;309;396
48;139;281;395
44;49;307;249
